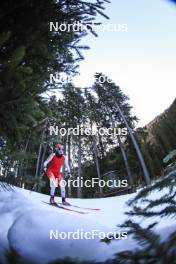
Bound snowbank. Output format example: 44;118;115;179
0;185;175;264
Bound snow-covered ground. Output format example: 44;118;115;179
0;185;175;264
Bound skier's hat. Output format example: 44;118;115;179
56;144;64;150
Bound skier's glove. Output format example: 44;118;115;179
43;167;47;173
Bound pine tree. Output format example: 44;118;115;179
115;170;176;263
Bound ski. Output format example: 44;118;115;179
42;201;87;214
57;203;101;211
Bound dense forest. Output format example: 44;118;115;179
0;0;176;199
1;1;176;264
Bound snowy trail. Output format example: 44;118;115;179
0;186;135;263
26;188;136;232
0;185;176;264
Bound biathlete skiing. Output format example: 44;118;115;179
43;144;71;205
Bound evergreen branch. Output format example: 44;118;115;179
128;171;176;206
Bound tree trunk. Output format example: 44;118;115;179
110;114;134;186
112;100;151;185
17;139;29;180
35;129;45;178
92;134;103;195
117;134;134;186
98;133;105;159
67;135;72;197
35;142;43;178
77;133;82;198
63;140;66;183
39;143;47;176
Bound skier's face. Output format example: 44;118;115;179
55;147;64;157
